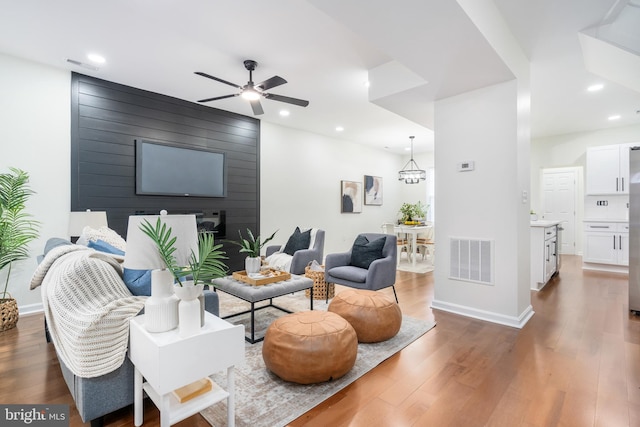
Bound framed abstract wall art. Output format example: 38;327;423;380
341;180;362;213
364;175;383;205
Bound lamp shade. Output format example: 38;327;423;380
123;214;198;270
68;210;108;237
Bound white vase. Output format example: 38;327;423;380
174;283;205;338
245;256;261;274
144;269;178;333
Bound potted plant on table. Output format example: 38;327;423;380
0;168;40;332
399;201;428;224
139;217;229;335
229;228;278;274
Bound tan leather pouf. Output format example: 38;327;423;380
328;289;402;343
262;311;357;384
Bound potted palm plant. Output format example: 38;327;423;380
139;217;228;286
1;168;40;332
230;228;277;274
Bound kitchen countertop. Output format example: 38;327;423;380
530;220;562;227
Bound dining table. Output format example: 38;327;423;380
394;224;432;267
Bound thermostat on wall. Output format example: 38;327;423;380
457;161;475;172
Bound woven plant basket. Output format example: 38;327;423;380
1;294;19;332
304;265;335;300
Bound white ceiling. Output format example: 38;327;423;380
0;0;638;154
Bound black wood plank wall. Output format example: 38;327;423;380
70;73;260;271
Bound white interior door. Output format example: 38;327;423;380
542;168;577;255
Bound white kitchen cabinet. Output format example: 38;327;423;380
583;222;628;266
586;144;632;195
531;222;560;291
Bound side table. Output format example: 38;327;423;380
129;311;244;427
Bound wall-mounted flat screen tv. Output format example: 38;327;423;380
135;139;227;197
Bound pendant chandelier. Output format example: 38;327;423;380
398;136;426;184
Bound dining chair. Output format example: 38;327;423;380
416;225;435;264
382;223;411;266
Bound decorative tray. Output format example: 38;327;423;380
232;269;291;286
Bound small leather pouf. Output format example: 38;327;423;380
262;311;357;384
328;289;402;343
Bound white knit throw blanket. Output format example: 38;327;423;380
30;245;146;378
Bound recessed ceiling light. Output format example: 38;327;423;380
405;147;411;151
587;84;604;92
608;115;621;121
335;126;344;132
364;81;370;88
279;110;290;117
87;53;105;64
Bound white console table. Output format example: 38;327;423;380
129;311;244;427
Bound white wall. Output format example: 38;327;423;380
0;53;71;313
432;80;533;327
260;122;432;255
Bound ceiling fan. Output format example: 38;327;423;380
195;60;309;115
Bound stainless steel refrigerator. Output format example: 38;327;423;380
629;147;640;313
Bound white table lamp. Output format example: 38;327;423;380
124;213;198;333
68;210;108;242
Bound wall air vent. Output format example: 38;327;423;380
449;237;493;285
66;59;99;71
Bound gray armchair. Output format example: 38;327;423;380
324;233;398;302
265;229;325;275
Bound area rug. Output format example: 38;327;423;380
200;292;436;427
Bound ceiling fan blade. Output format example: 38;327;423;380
250;99;264;115
255;75;287;91
194;72;242;89
264;93;309;107
197;94;238;103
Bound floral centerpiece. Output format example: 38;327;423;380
399;201;428;224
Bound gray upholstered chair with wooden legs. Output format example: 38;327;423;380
324;233;398;302
265;228;325;275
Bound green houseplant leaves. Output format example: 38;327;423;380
0;168;40;298
139;217;228;286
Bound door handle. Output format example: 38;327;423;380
619;235;622;250
616;177;619;192
622;177;625;192
614;235;616;250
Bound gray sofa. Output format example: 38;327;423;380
39;238;219;426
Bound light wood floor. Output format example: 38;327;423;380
2;255;639;426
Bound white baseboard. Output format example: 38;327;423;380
431;299;534;329
582;262;628;274
18;302;44;316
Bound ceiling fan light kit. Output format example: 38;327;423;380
398;136;426;184
195;59;309;115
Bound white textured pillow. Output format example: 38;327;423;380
77;226;127;251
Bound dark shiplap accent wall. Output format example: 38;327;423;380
70;73;260;271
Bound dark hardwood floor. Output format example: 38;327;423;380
2;255;639;426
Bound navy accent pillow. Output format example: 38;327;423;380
87;239;125;256
283;227;311;256
350;235;386;269
122;268;152;296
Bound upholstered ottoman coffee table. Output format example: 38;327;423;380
328;289;402;343
212;274;313;343
262;311;357;384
